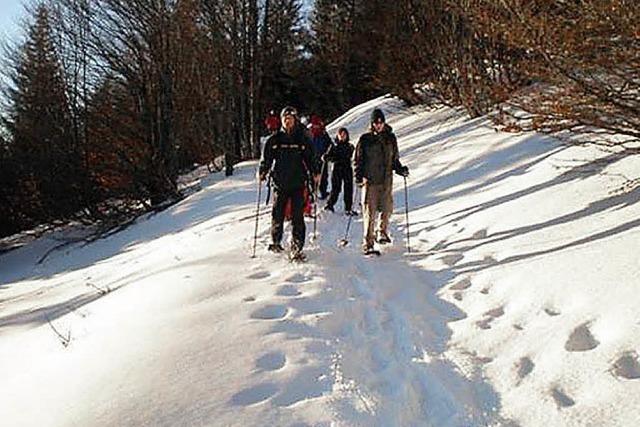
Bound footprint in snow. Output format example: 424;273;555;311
551;387;576;408
230;383;278;406
450;278;472;291
271;367;331;407
441;253;464;266
256;351;287;371
250;305;289;320
243;296;256;303
565;323;599;352
276;285;302;297
612;352;640;380
285;273;312;283
483;255;498;265
544;307;561;317
247;271;271;280
516;357;535;383
476;306;505;330
472;229;488;239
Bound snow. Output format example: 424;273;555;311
2;95;640;426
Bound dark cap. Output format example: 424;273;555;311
371;108;385;124
281;106;298;120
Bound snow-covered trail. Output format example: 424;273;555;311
0;157;500;426
4;94;640;426
244;199;506;425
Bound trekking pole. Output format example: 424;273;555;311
403;176;411;253
313;160;327;241
339;185;358;247
251;176;263;258
265;175;272;205
312;180;318;241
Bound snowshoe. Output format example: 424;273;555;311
268;243;285;253
377;235;391;245
345;210;359;216
289;250;307;263
362;247;381;256
323;204;335;212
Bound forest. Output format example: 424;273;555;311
0;0;638;238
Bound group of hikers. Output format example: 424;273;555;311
258;106;409;261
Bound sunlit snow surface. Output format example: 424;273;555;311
2;95;640;426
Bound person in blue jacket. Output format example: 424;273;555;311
309;115;332;199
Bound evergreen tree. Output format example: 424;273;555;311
307;0;388;119
260;0;305;113
4;4;82;225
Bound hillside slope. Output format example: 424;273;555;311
1;96;639;426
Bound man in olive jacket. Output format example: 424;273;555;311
259;106;319;259
353;108;409;254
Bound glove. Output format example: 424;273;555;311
396;165;409;177
258;171;267;182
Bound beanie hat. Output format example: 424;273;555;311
371;108;385;124
281;106;298;121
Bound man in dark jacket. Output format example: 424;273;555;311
323;127;356;215
353;108;409;254
259;106;319;260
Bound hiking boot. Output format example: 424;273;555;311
268;243;285;253
345;210;358;216
289;246;307;262
323;204;334;212
289;251;307;262
362;246;380;256
377;233;391;244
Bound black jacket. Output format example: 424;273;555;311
259;124;317;191
325;138;354;172
353;125;404;185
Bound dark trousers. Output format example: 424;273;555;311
271;187;306;250
327;167;353;211
319;160;329;197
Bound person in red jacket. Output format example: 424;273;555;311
264;110;281;135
